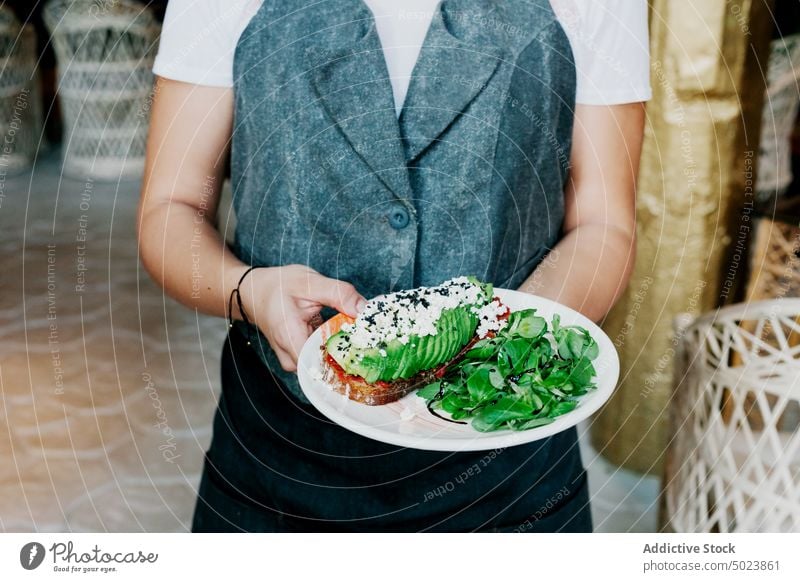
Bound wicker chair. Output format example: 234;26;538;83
661;299;800;532
0;6;41;173
43;0;159;180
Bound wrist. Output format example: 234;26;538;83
225;264;263;323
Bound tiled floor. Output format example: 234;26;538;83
578;427;661;532
0;150;660;532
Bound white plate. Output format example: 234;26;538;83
297;288;620;452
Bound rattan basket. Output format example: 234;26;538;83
661;299;800;532
721;215;800;432
746;216;800;303
43;0;159;180
0;7;42;173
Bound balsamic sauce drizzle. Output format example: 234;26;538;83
426;380;468;425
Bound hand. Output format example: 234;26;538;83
238;264;367;372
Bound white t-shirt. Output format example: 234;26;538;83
153;0;652;115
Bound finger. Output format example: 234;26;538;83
268;314;303;373
272;344;297;373
283;317;312;366
308;275;367;317
271;311;311;369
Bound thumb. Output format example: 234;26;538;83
310;275;367;317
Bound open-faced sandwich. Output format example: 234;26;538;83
321;276;511;405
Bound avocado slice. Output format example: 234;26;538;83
325;278;493;382
413;333;431;373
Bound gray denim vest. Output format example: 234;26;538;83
230;0;576;402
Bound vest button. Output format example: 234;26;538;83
387;204;410;229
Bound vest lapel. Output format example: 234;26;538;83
309;15;414;200
398;2;506;163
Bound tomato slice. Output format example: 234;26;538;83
324;352;394;389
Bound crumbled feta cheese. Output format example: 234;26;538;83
342;276;496;349
475;299;510;338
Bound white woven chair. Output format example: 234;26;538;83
662;299;800;532
0;7;41;173
43;0;159;180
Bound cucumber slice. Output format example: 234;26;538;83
325;332;382;382
325;332;351;369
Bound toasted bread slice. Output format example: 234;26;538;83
318;300;509;406
319;335;480;405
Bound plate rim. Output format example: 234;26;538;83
298;288;620;452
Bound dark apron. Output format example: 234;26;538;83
192;0;591;532
192;326;591;532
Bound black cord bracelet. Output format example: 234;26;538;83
227;265;261;341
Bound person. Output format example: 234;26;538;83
137;0;651;532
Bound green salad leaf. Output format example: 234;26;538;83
416;309;600;432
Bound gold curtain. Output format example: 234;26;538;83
590;0;774;475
